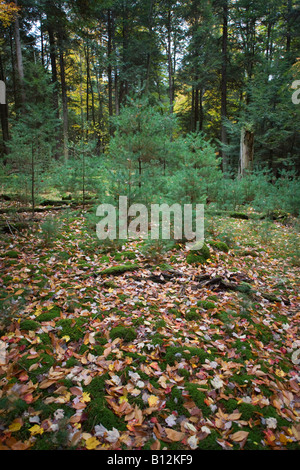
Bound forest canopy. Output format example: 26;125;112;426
0;0;299;213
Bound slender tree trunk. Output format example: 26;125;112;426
0;54;9;157
31;142;35;217
112;15;119;116
166;8;174;114
86;45;89;126
9;27;17;107
59;49;69;161
194;84;199;131
191;86;195;132
199;88;203;131
107;9;113;122
14;2;26;105
145;0;154;93
239;127;254;177
40;15;45;67
119;2;129;107
221;0;228;172
286;0;292;53
48;24;59;117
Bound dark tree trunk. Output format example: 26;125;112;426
47;24;59;117
0;54;9;157
59;49;69;161
166;8;174;114
14;6;26;105
107;8;113;122
221;0;228;172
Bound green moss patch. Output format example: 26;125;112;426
100;263;139;275
109;326;137;342
186;243;210;265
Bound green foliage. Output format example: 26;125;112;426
166;132;222;204
139;239;175;262
107;97;177;204
212;170;300;216
6;64;59;209
40;216;61;246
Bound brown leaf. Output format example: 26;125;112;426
165;428;185;442
151;439;161;450
227;411;242;421
230;431;249;442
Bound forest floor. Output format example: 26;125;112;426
0;202;299;450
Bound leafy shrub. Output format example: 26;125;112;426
40;216;60;245
139;239;175;262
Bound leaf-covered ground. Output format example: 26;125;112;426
0;206;299;450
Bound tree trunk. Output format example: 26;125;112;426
119;2;129;107
40;15;45;67
59;49;69;161
31;142;35;217
85;45;89;126
9;27;17;107
194;84;199;131
239;127;254;177
47;24;59;117
107;9;113;122
145;0;154;93
166;8;174;114
221;0;228;172
0;54;9;157
14;3;26;105
286;0;292;54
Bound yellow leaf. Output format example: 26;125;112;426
279;434;288;445
148;395;159;407
29;425;44;436
119;395;128;404
81;392;91;403
62;335;70;342
9;421;22;432
275;369;285;378
85;437;100;450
